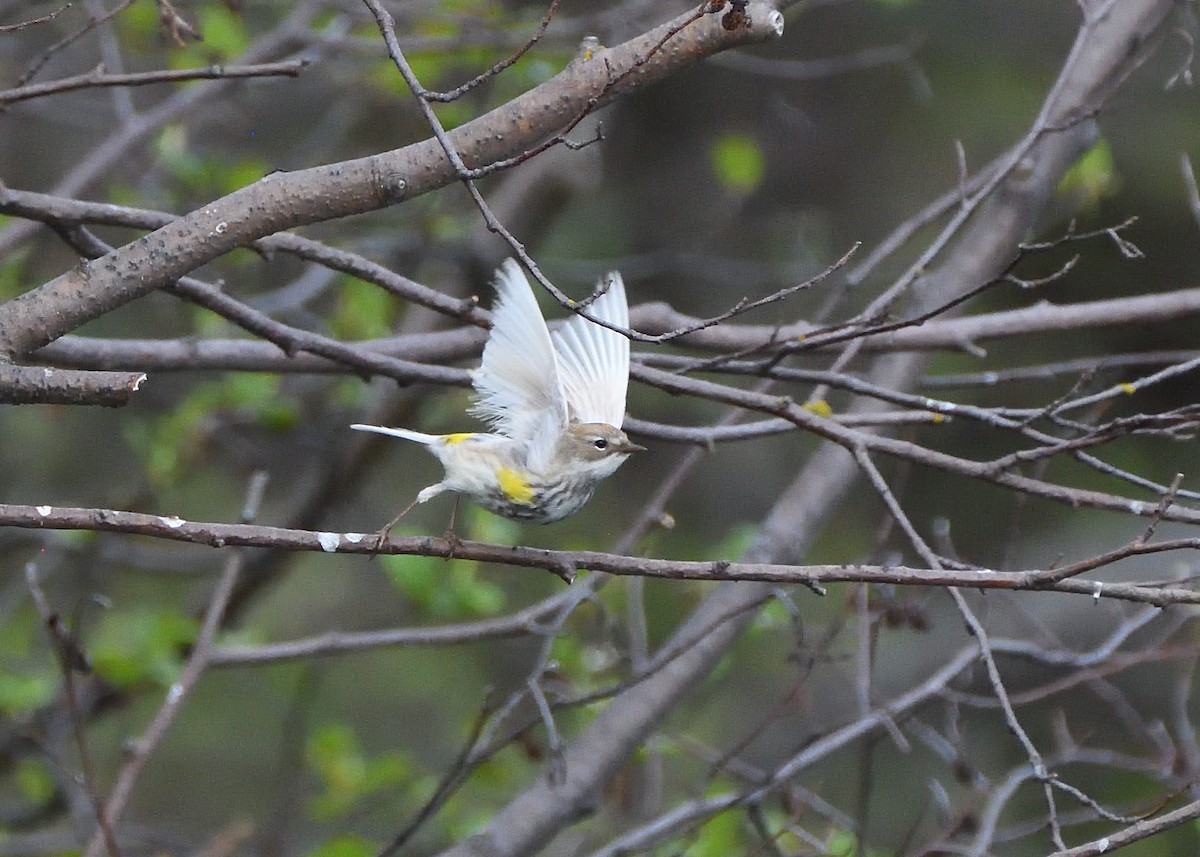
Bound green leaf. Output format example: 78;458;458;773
0;244;30;300
198;6;251;59
155;124;206;188
14;758;55;804
0;668;57;716
331;277;398;341
716;521;758;559
153;125;266;201
213;157;268;197
1058;138;1118;206
382;513;506;618
464;504;520;546
826;829;857;857
710;133;766;194
126;374;297;485
90;608;198;689
115;1;162;48
383;552;506;619
825;828;887;857
306;834;378;857
168;5;250;67
306;724;412;821
685;810;743;857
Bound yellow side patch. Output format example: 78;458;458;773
444;433;475;445
496;467;535;505
803;399;833;418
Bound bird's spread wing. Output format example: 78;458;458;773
468;260;566;443
552;271;630;427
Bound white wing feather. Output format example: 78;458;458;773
468;260;566;444
552;271;630;427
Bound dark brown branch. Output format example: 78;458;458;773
1;503;1197;606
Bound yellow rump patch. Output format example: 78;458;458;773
496;466;535;505
444;433;475;445
802;399;833;418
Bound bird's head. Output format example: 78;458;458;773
560;422;645;478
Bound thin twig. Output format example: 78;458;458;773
24;563;123;857
0;60;308;106
81;473;267;857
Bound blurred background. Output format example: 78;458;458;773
3;1;1200;855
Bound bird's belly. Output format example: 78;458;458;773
437;442;597;523
479;478;595;524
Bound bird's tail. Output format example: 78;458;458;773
350;424;440;445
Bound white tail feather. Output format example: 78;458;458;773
349;424;439;445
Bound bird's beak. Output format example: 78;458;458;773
620;440;647;453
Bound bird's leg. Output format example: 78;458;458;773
443;496;462;558
371;496;420;554
365;482;448;557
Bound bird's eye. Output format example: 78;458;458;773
593;438;609;450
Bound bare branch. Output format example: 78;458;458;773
0;60;307;106
2;503;1199;607
0;3;71;32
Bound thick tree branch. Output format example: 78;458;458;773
0;363;146;406
0;2;784;360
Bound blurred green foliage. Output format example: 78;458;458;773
2;1;1199;854
1058;137;1119;210
0;667;56;717
90;607;198;689
124;374;297;486
13;757;55;805
710;133;766;195
306;833;378;857
306;723;414;821
383;508;512;618
331;277;399;342
685;808;743;857
0;240;26;300
154;125;268;204
826;829;887;857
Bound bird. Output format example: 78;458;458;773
351;259;644;533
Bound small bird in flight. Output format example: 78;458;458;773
352;259;643;535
